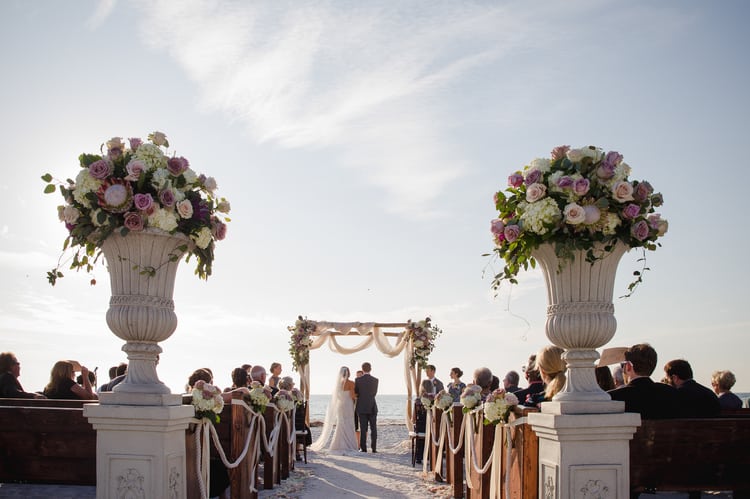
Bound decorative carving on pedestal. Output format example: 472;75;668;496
169;466;180;499
117;468;146;499
544;474;555;499
580;479;610;498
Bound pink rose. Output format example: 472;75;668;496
573;178;590;196
493;233;505;246
508;173;524;188
89;159;113;180
583;205;601;224
550;145;570;161
630;220;650;241
525;183;547;203
612;181;634;202
123;212;144;231
504;225;520;243
490;219;505;235
159;189;175;207
133;193;154;212
167;156;189;176
176;199;194;219
128;137;143;151
621;203;640;220
125;159;146;181
212;219;227;241
648;214;669;236
563;203;586;224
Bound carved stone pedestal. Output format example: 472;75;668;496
84;404;194;499
528;410;641;499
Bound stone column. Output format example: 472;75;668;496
83;404;195;499
528;410;641;499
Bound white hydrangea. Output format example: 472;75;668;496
519;197;561;235
148;207;178;232
529;157;551;173
613;162;631;183
150;168;170;190
183;168;198;185
192;226;212;249
72;169;103;205
133;143;167;170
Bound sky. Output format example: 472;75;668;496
1;0;749;397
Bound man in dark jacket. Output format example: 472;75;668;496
664;359;720;417
354;362;378;452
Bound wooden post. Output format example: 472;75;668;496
279;412;290;479
446;405;464;499
263;406;277;489
506;407;539;499
466;415;495;499
230;392;254;499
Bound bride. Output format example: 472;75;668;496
310;366;358;453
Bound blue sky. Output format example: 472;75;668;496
1;0;749;395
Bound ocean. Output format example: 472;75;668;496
308;394;409;423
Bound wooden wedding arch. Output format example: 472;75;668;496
288;319;440;431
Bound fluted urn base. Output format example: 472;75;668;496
532;242;628;412
101;229;188;404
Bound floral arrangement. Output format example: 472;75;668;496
405;317;442;369
489;145;667;295
245;381;273;413
434;390;454;413
42;132;231;285
420;392;435;410
288;316;316;372
274;389;296;413
191;380;224;424
460;384;483;414
483;388;519;426
290;387;304;407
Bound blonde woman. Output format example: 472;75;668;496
711;370;743;410
43;360;97;400
527;345;566;407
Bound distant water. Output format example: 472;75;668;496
309;394;409;423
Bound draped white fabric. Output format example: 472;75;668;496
297;321;418;431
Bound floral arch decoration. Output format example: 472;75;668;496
287;316;441;430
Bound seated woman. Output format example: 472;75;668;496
225;367;249;392
711;370;744;410
473;367;493;400
187;368;249;404
526;345;566;407
43;360;97;400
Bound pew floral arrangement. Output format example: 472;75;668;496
43;131;231;286
406;317;442;369
245;382;272;414
290;388;304;407
460;384;483;414
488;145;667;296
483;388;519;426
191;380;224;424
434;390;455;423
420;392;435;410
274;389;296;413
288;316;316;371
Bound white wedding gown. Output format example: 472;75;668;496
311;383;359;453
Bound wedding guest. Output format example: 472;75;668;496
77;370;97;389
187;367;248;405
664;359;720;417
526;346;566;407
711;370;743;410
225;367;249;392
595;366;615;391
0;352;45;399
503;371;520;393
278;376;295;391
268;362;282;390
612;363;626;388
473;367;493;399
515;355;544;406
44;360;97;400
99;363;127;393
251;365;277;395
447;367;466;403
425;365;444;393
608;343;681;419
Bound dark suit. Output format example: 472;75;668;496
676;379;720;417
355;373;378;452
608;377;681;419
429;378;444;394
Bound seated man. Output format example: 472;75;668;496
608;343;681;419
0;352;45;399
664;359;720;417
503;370;521;393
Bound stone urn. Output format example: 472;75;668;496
531;242;628;412
101;229;189;403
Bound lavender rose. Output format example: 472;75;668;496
556;176;574;189
508;173;524;188
490;218;505;235
621;203;641;220
633;181;653;203
128;137;142;151
630;220;650;241
504;224;521;243
133;193;154;212
89;159;113;180
524;169;542;186
123;212;144;231
125;159;146;181
573;178;590;196
212;219;227;241
159;189;176;207
597;162;616;179
167;156;189;176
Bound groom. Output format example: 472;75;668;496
354;361;378;453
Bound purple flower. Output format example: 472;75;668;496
128;137;143;151
123;212;144;231
633;181;653;203
604;151;623;166
133;193;154;212
550;145;570;161
556;176;574;189
573;178;590;196
524;169;542;186
212;219;227;241
159;189;176;207
167;156;189;176
192;198;211;223
490;219;505;235
504;224;521;243
89;159;113;180
630;220;650;241
597;162;616;179
508;173;524;188
622;203;641;220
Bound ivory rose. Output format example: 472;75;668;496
176;199;194;219
564;203;586;224
525;183;547;203
612;181;634;202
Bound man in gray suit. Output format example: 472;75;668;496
354;362;378;453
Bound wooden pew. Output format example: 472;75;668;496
0;398;96;485
465;413;495;499
505;407;539;499
445;404;465;499
430;407;445;481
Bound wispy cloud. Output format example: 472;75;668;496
87;0;117;29
129;1;528;216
